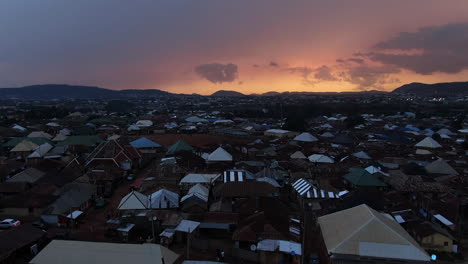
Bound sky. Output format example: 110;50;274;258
1;1;468;95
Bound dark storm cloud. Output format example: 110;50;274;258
314;65;338;81
369;23;468;74
347;58;365;64
342;64;401;90
286;65;339;85
270;61;279;67
194;63;238;83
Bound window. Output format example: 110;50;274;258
444;241;449;246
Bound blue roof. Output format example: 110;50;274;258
129;137;162;148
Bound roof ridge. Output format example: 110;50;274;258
328;205;374;253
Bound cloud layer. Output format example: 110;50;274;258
195;63;238;83
369;23;468;74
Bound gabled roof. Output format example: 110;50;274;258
320;132;334;138
10;140;39;152
28;143;54;158
318;204;430;262
179;173;220;184
27;131;52;139
293;132;318;142
129;137;162;149
149;189;179;209
7;168;45;184
308;154;334;163
166;140;193;155
352;151;371;160
343;169;387;187
118;190;148;210
86;140;140;166
206;147;232;162
415;137;442;149
290;151;307;159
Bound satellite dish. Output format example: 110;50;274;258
250;244;257;251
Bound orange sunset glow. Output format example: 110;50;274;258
1;0;468;94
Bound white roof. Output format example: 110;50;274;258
437;128;456;136
28;143;54;158
118;190;149;210
294;132;318;142
415;149;432;155
433;214;454;227
175;220;200;233
185;116;207;123
181;183;209;202
206;147;232;162
66;210;83;219
46;122;60;127
318;204;430;261
352;151;371;160
136;120;153;127
290;151;307;159
12;124;26;131
415;137;442;149
29;240;179;264
257;240;301;255
149;189;179;209
320;132;334;138
308;154;334;163
127;125;141;131
265;129;290;134
180;173;220;184
365;166;381;174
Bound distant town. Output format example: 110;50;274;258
0;83;467;264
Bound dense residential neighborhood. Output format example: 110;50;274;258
0;91;466;264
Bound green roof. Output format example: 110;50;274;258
166;140;193;155
57;135;103;147
3;137;52;147
343;169;387;187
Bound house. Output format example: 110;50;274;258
118;190;148;210
129;137;162;153
317;204;431;263
0;225;47;263
7;168;46;184
181;184;209;213
343;169;387;188
29;240;179;264
408;221;457;253
308;154;334;163
264;129;298;138
148;189;179;209
293;132;318;142
415;137;442;149
206;147;233;162
179;173;220;189
166;140;194;156
44;182;96;224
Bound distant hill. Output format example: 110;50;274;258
392;82;468;96
210;90;245;97
260;91;281;96
0;84;171;99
